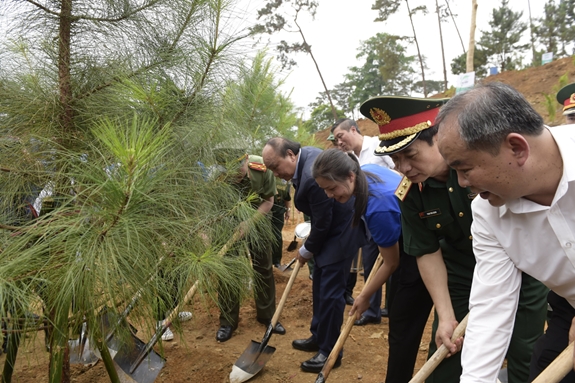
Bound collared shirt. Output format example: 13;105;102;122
461;125;575;382
360;136;394;169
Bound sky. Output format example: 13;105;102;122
238;0;549;118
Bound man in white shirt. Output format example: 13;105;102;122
436;81;575;382
331;118;394;169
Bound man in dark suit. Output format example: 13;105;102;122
262;137;365;373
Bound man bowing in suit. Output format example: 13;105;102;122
262;137;366;373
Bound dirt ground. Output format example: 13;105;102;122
0;214;433;383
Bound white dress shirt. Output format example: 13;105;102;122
461;125;575;382
359;136;394;169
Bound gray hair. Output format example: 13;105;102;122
436;82;544;154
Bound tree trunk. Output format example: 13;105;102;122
294;15;337;122
435;0;448;92
58;0;74;136
406;0;426;97
466;0;478;73
444;0;466;54
527;0;537;65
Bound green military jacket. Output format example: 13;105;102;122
237;154;276;206
400;168;476;292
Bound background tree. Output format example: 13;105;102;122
302;104;346;134
478;0;529;72
220;50;301;149
452;48;488;78
533;0;575;60
252;0;338;122
345;33;416;110
0;1;280;381
467;0;479;73
372;0;429;97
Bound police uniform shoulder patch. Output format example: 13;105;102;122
248;161;267;172
394;175;412;202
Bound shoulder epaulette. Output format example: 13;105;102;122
248;161;267;172
394;175;413;202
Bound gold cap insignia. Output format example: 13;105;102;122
370;108;391;126
570;93;575;104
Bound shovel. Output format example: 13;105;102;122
314;254;384;383
408;313;469;383
117;230;242;382
229;259;302;383
531;341;574;383
277;257;296;272
286;235;298;252
70;256;166;365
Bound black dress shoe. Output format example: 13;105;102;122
292;336;320;352
380;307;389;318
354;315;381;326
216;325;236;342
256;318;286;335
301;352;342;373
345;294;355;306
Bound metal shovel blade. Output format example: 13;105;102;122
229;340;276;383
69;337;99;365
277;257;296;272
69;322;99;365
112;332;165;383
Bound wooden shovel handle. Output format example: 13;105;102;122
317;254;385;382
409;313;469;383
271;260;302;327
532;342;574;383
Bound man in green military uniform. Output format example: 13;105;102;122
556;82;575;125
214;149;286;342
359;96;548;383
271;178;291;268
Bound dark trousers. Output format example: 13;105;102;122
310;255;355;357
386;251;433;383
219;237;276;327
529;290;575;382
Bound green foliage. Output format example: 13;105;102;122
220;50;299;151
252;0;318;70
478;0;530;72
302;104;346;134
533;0;575;59
0;1;291;379
345;33;415;109
451;49;489;78
371;0;401;22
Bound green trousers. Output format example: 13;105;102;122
219;235;276;327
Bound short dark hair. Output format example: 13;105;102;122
416;125;438;147
436;82;544;154
331;118;361;135
265;137;301;157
